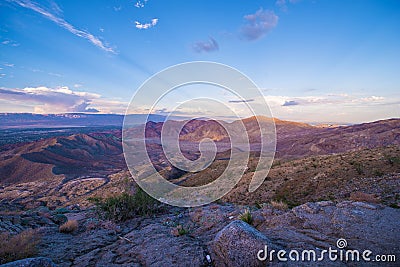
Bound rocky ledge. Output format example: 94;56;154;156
1;201;399;266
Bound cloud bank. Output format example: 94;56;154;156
0;86;128;114
263;94;399;123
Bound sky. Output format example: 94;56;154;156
0;0;399;123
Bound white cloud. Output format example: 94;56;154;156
134;0;148;8
353;96;385;103
11;0;116;53
135;18;158;29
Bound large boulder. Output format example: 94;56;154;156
0;257;56;267
211;220;280;267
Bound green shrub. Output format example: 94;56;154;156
89;186;161;221
177;224;189;236
238;208;252;225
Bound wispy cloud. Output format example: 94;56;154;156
240;8;278;41
10;0;116;53
275;0;288;11
113;6;122;12
135;18;158;29
1;39;20;47
0;86;129;113
192;37;219;53
276;0;301;11
229;99;254;103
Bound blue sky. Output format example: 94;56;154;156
0;0;399;123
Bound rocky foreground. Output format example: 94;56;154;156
1;200;399;266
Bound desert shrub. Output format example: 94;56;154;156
59;220;79;233
270;200;289;211
352;161;364;175
385;155;400;166
350;191;380;203
0;229;40;264
238;208;252;225
373;169;384;177
89;186;161;221
272;160;281;167
171;224;189;236
273;194;299;209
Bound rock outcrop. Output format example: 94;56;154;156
211;220;280;267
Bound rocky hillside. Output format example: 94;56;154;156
0;133;124;185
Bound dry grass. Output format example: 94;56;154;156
0;229;40;264
59;219;79;233
350;191;380;204
270;200;289;211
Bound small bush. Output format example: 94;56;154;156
59;220;79;233
270;200;289;211
238;208;252;225
0;229;40;264
89;186;161;221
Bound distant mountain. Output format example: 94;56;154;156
1;116;399;186
0;113;170;129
